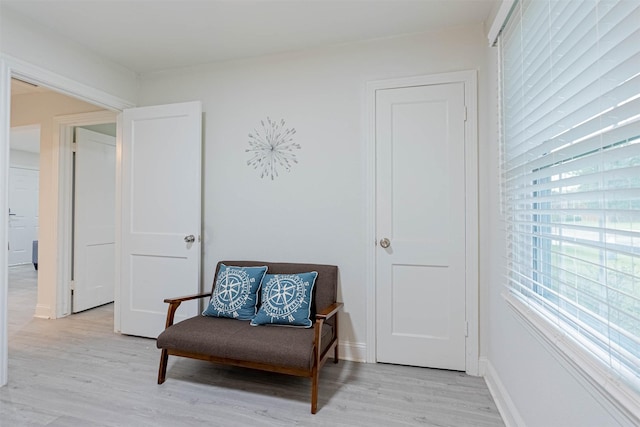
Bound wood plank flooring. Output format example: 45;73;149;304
1;265;505;426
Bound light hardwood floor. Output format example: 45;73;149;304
1;265;505;426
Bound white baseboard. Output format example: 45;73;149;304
34;304;52;319
482;358;526;427
339;340;366;363
478;356;488;376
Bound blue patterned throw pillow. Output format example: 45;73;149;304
250;272;317;328
202;264;268;320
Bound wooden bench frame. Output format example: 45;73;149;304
157;263;343;414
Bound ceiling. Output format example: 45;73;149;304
1;0;497;74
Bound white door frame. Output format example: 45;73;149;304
0;54;135;387
53;111;118;319
365;70;479;375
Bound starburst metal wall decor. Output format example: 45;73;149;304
246;117;300;180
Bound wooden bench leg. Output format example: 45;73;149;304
333;316;339;363
311;367;319;414
158;349;168;384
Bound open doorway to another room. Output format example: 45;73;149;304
7;78;117;341
8;121;40;334
8;125;40;271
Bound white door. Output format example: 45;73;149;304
120;101;202;338
72;128;116;313
376;83;466;370
8;167;39;266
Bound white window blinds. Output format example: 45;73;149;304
501;0;640;391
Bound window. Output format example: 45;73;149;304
500;0;640;392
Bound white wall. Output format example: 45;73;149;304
138;24;490;360
481;43;636;427
0;7;138;106
9;149;39;170
9;124;40;155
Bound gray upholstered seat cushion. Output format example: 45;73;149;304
157;316;334;371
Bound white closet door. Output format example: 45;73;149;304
376;83;467;370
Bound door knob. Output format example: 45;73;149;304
379;238;391;248
184;235;195;243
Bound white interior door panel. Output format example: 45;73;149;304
120;101;202;338
73;128;116;313
376;83;466;370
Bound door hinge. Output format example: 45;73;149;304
465;321;469;337
463;106;468;122
72;141;78;153
70;280;75;291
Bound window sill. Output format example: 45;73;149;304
502;292;640;426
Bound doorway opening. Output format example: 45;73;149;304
0;60;134;386
8;121;41;336
8;77;117;324
8;123;40;271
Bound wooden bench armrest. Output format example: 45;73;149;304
162;292;210;329
164;293;211;304
316;302;343;320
